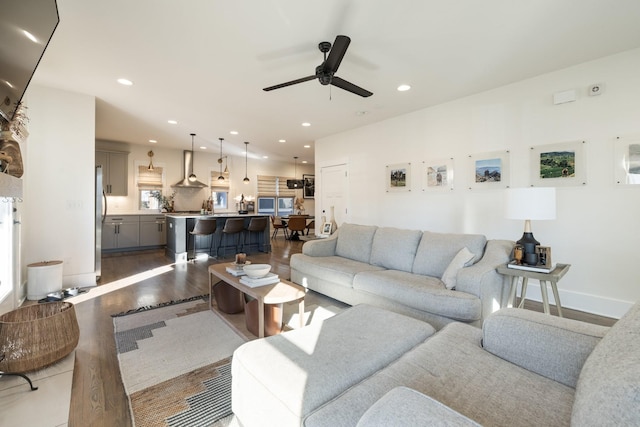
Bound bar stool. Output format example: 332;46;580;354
217;218;245;257
189;219;217;260
243;216;269;252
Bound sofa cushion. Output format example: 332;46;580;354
370;227;423;273
441;247;475;289
291;255;385;289
571;302;640;426
306;322;574;427
335;223;378;263
232;305;435;427
353;269;481;322
412;232;487;278
356;386;481;427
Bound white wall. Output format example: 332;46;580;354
24;85;97;287
100;140;315;215
316;48;640;319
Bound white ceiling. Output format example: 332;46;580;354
32;0;640;163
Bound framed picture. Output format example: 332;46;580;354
303;174;315;198
422;158;454;191
386;163;411;192
536;246;552;269
320;222;333;236
530;140;587;187
614;136;640;185
468;150;510;189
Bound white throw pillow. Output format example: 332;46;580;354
441;247;475;290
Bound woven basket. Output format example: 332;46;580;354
0;301;79;373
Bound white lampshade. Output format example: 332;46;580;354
505;187;557;221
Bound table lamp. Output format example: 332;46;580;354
504;187;556;265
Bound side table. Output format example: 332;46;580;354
496;263;571;317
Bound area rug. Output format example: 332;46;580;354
113;296;247;427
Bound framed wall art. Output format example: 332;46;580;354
386;163;411;192
530;140;587;187
422;158;454;191
303;174;315;198
467;150;510;189
613;136;640;185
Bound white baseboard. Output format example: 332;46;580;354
520;282;633;319
63;272;98;288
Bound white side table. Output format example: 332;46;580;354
496;263;571;317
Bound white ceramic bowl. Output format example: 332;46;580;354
243;264;271;279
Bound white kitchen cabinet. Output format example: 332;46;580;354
96;150;128;196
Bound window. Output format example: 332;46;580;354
257;175;296;216
212;191;228;210
140;190;160;210
137;164;164;211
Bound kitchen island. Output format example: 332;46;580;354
165;213;271;262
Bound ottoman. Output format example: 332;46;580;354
231;304;435;427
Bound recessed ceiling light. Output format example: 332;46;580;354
397;84;411;92
167;120;178;124
149;139;157;143
302;122;311;127
200;146;207;150
230;131;238;135
356;110;369;116
22;30;38;43
117;78;133;86
303;145;310;148
302;160;308;164
279;139;286;143
263;155;269;159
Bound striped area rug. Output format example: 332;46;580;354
113;296;247;427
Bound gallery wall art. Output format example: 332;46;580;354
530;140;586;187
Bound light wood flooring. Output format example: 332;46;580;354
68;238;616;426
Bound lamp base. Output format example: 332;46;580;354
517;232;539;265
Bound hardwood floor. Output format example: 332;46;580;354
68;238;616;426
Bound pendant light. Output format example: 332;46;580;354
188;133;197;182
243;141;250;184
147;150;154;171
217;138;225;182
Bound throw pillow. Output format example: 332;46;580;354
441;247;474;290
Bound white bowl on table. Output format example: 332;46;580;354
243;264;271;279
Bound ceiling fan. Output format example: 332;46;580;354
263;35;373;98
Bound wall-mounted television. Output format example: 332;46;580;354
287;179;304;189
0;0;60;122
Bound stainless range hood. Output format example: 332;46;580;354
172;150;207;188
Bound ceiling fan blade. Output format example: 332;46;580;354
324;35;351;73
331;76;373;97
263;75;316;91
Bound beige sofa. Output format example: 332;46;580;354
290;223;514;329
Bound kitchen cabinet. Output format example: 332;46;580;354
139;215;166;247
96;150;128;196
103;215;139;250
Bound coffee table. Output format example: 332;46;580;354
208;263;306;338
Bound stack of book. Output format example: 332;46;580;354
506;260;554;273
226;265;247;276
239;273;280;288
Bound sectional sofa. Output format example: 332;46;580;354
290;223;514;328
232;302;639;426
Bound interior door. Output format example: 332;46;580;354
320;163;348;226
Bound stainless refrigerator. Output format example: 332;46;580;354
95;165;106;280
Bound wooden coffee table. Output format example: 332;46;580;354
208;263;306;338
